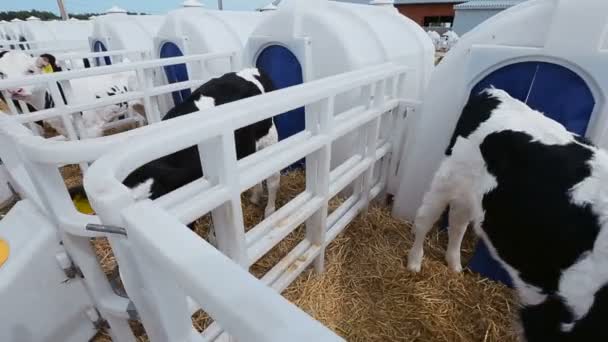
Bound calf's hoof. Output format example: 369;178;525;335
407;249;423;273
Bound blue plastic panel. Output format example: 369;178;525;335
471;62;594;135
256;45;305;168
93;41;112;66
159;42;191;106
466;61;595;287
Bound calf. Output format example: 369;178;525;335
125;68;280;223
407;88;608;341
440;31;459;51
0;50;144;138
426;30;441;50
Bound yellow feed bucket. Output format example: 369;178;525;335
0;239;9;267
73;194;94;215
69;186;95;215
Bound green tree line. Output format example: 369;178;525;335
0;10;147;21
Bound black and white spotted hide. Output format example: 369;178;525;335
407;88;608;342
125;68;280;233
0;50;144;138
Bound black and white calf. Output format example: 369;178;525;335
0;50;144;138
407;88;608;341
125;68;280;220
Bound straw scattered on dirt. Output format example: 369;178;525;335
0;98;8;113
89;170;518;342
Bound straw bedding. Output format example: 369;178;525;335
0;162;519;341
0;98;8;113
84;170;517;341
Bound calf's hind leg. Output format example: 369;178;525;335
407;189;450;272
445;197;473;273
264;171;280;218
249;183;264;206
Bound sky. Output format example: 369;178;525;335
2;0;274;14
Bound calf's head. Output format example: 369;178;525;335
0;51;61;108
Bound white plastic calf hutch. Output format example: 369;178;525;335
17;19;93;53
90;8;165;65
0;21;9;48
246;0;434;193
155;1;270;107
1;21;22;48
393;0;608;284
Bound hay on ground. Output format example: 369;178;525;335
82;170;517;341
0;98;8;113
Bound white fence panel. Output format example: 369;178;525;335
83;63;418;341
124;200;344;342
0;52;241;341
0;51;239;170
0;38;88;53
53;49;151;70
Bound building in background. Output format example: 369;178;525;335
393;0;465;28
335;0;526;35
452;0;525;35
336;0;465;33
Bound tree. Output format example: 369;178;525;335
0;10;148;22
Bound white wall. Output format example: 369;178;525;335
453;8;503;36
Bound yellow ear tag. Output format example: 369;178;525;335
0;239;9;268
42;64;54;74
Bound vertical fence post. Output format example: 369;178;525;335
18;159;136;341
361;80;385;212
377;104;395;202
197;132;248;268
124;205;203;342
305;96;334;273
198;56;210;83
16;100;43;135
92;187;185;342
374;76;394;202
1;88;41;135
388;72;409;191
2;90;21;116
136;66;160;124
47;80;89;171
58;79;88;141
196;131;247;342
47;81;78;141
352;84;374;199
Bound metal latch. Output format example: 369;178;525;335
86;223;127;237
